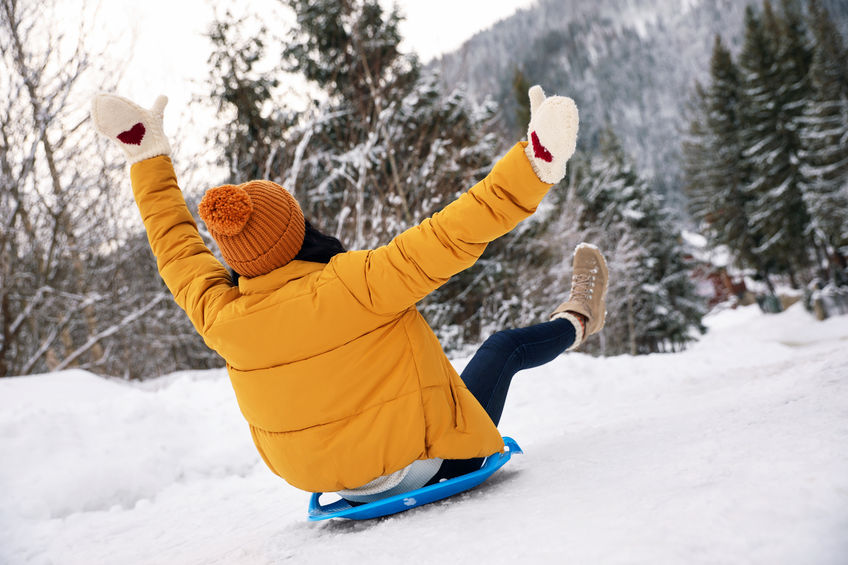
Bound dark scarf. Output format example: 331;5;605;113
230;219;346;285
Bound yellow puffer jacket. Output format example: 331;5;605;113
129;142;552;492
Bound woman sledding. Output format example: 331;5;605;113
90;84;608;503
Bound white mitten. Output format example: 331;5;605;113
524;85;579;184
91;94;171;165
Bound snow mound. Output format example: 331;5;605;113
0;369;257;522
2;304;847;564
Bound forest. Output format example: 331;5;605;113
1;0;846;378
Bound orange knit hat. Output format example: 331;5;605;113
198;180;305;277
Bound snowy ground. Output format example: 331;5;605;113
2;304;847;565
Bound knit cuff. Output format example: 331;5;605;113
553;311;585;351
126;138;172;165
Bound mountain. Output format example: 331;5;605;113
431;0;848;209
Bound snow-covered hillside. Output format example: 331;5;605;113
434;0;848;201
2;304;847;564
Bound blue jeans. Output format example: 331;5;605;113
428;318;577;482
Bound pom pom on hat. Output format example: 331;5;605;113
198;180;305;277
198;185;254;236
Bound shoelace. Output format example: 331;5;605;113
569;271;597;305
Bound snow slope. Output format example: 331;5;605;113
1;304;847;564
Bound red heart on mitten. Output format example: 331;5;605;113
530;131;553;163
117;122;146;145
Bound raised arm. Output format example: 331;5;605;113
332;85;579;314
91;94;238;336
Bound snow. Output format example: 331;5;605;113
2;304;848;564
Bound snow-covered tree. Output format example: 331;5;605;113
684;37;779;292
278;0;498;248
206;12;295;184
737;3;812;288
798;0;848;282
682;81;716;226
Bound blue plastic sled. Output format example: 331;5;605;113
307;436;522;521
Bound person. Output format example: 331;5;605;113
90;85;608;504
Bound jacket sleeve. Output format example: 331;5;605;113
129;156;239;335
331;142;554;314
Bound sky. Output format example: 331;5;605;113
394;0;536;61
60;0;534;183
83;0;536;118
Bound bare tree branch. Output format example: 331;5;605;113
53;293;169;372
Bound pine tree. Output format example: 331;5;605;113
737;3;812;288
798;0;848;282
776;0;813;85
683;37;780;294
806;0;848;93
713;45;749;249
283;0;415;106
704;36;760;271
206;13;294;183
278;0;499;247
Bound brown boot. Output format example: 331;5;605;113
551;243;608;342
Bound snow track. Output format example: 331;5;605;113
2;304;847;564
